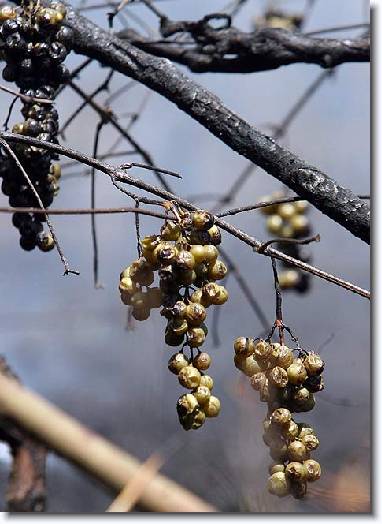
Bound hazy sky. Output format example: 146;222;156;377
0;0;370;512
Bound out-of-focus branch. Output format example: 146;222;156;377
62;11;370;244
0;372;216;513
0;357;46;512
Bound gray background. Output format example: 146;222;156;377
0;0;370;513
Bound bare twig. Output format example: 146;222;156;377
0;84;53;105
0;137;79;276
0;206;169;218
0;132;370;299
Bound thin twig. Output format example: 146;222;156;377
0;132;370;299
91;121;105;288
0;138;79;276
0;84;53;105
0;206;169;218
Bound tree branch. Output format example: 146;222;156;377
0;132;370;299
116;24;370;74
62;10;370;244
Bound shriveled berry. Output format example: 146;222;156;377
287;440;308;462
304;375;325;392
192;211;214;231
290;480;307;499
132;307;150;321
298;424;314;439
276;345;294;368
234;354;261;377
269;464;285;475
192;352;211;371
207;225;221;245
208;260;227;281
271;408;291;427
173;250;195;271
287;361;307;385
254;339;272;361
168;353;189;374
177;393;198;416
267;472;290;497
191;408;206;429
193;385;211;405
154;243;177;265
188;327;206;348
160;220;181;241
250;372;267;391
233;336;255;356
185;303;207;326
269;366;288;388
292;387;310;404
285;462;307;482
203;395;220;417
303;352;324;376
301;434;319;452
178;365;201;389
164;330;184;347
200;375;214;390
304;459;321;481
168;318;188;336
283;420;299;440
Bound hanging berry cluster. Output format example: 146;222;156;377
260;192;312;293
119;207;228;430
0;1;72;251
233;333;324;499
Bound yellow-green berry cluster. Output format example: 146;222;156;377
169;352;220;430
119;208;228;429
233;337;324;498
260;192;312;293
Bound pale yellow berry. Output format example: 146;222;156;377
178;366;201;389
203;396;220;417
267;472;290;497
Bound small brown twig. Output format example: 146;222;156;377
0;84;53;105
0;206;170;219
0;137;79;276
258;234;321;254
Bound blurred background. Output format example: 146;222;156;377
0;0;370;513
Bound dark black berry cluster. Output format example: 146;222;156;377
233;336;324;498
261;192;312;293
0;2;72;251
119;207;228;429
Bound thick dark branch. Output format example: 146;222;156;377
117;25;370;74
62;10;370;244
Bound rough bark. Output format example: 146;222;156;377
63;10;370;244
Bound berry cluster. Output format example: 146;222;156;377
0;2;72;251
233;336;324;498
119;207;228;429
255;9;303;31
260;192;312;293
